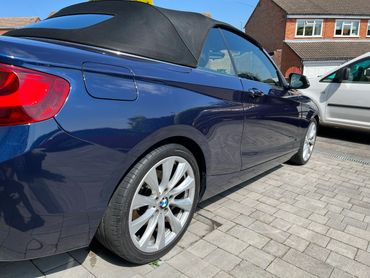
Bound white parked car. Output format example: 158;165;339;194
301;52;370;131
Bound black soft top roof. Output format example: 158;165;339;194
6;0;258;67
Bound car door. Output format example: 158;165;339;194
220;29;301;170
192;28;245;175
321;57;370;128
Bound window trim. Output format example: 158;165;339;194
367;20;370;37
295;19;323;38
334;19;361;37
219;28;239;77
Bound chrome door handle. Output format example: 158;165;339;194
247;88;264;98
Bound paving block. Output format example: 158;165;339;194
167;251;220;278
262;240;289;258
330;268;355;278
355;249;370;267
309;213;329;225
228;225;269;249
249;221;290;243
327;229;368;250
274;210;311;227
231;261;276;278
232;214;256;228
145;262;183;278
284;235;310;252
327;240;358;259
288;225;330;247
326;252;370;278
204;248;241;272
304;243;331;262
186;239;217;259
240;246;275;269
267;258;316;278
204;230;247;255
283;249;333;278
345;225;370;242
270;218;292;232
308;221;329;235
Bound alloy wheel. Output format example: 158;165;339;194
128;156;196;253
303;121;317;162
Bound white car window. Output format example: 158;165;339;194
347;59;370;83
321;58;370;83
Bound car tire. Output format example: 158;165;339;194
289;118;318;165
96;144;200;264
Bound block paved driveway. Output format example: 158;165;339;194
1;127;370;278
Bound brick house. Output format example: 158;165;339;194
245;0;370;77
0;17;40;35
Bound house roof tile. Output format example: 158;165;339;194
285;41;370;61
0;17;40;29
273;0;370;16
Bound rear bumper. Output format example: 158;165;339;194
0;119;123;261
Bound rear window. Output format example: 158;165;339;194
24;14;113;30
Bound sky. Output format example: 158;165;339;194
0;0;259;30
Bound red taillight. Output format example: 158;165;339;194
0;63;70;126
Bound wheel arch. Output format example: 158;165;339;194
109;126;210;204
307;97;323;124
137;136;207;198
314;114;320;125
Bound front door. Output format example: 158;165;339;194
322;57;370;128
193;28;245;175
221;29;301;169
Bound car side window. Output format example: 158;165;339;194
221;29;282;87
322;58;370;83
321;72;336;82
198;29;235;76
346;58;370;83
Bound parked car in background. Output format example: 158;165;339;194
301;52;370;131
0;1;318;264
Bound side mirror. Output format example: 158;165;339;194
288;73;310;89
334;67;350;82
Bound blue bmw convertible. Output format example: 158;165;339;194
0;0;318;264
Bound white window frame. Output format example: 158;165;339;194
295;19;323;37
367;20;370;37
334;20;360;37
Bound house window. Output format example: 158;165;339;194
367;21;370;36
335;20;360;37
296;20;323;37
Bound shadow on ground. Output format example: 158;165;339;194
41;240;141;277
199;165;283;210
318;126;370;145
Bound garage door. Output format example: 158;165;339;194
303;60;346;78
